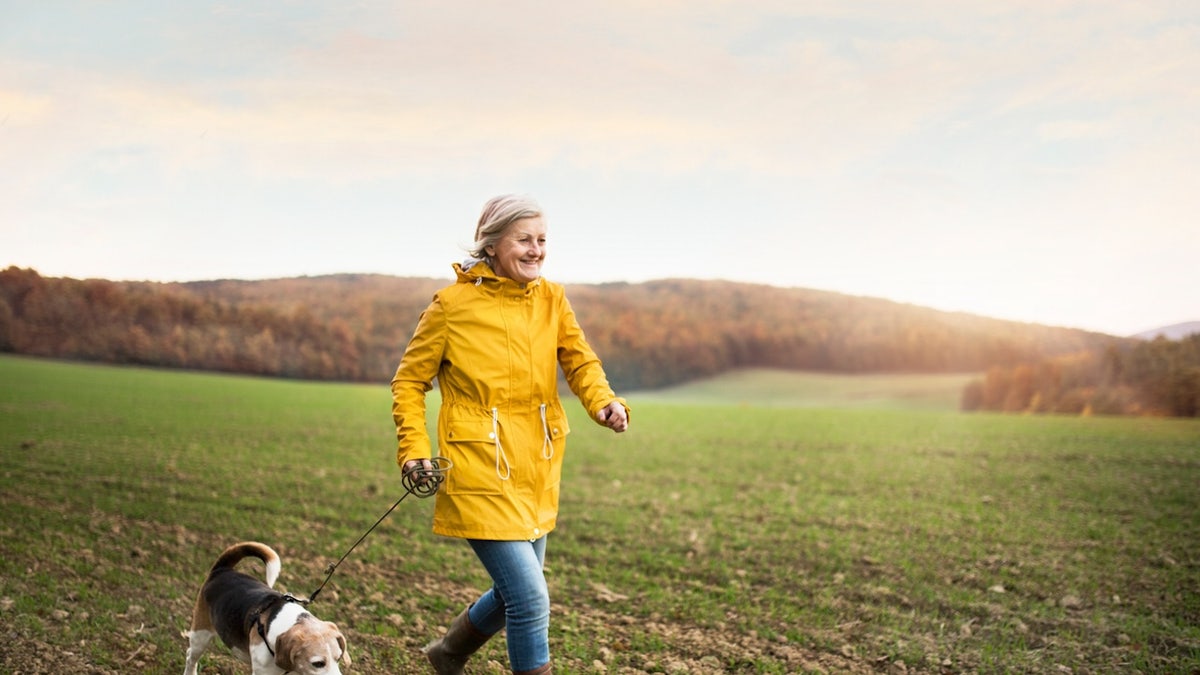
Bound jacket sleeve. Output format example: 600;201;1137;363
556;293;629;422
391;295;446;469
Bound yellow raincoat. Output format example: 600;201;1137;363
392;261;627;540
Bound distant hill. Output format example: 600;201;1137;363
169;273;1124;388
1133;321;1200;340
0;267;1126;390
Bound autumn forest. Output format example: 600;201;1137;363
2;266;1196;416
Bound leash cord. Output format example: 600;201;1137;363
303;456;452;603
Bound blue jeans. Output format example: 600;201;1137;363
466;536;550;671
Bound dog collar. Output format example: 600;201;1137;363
253;594;307;658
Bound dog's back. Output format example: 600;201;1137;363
198;542;284;654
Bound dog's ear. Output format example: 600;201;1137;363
332;623;351;666
274;627;297;672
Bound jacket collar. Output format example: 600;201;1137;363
453;260;542;293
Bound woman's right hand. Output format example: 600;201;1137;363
403;458;436;486
596;401;629;433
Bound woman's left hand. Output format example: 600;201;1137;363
596;401;629;433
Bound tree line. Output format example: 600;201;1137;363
8;266;1173;410
960;336;1200;417
0;267;372;380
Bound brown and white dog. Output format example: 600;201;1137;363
183;542;350;675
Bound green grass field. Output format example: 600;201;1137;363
633;369;978;410
1;354;1197;674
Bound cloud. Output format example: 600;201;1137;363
1036;119;1117;142
1;1;1196;334
9;1;1191;184
0;85;52;125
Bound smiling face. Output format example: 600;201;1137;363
486;216;547;284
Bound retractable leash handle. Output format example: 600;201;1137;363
305;456;453;603
402;456;453;497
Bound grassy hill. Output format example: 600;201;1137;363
2;267;1124;391
633;368;977;411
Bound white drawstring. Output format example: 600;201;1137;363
489;406;553;480
491;407;511;480
539;403;554;460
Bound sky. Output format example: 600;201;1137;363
2;1;1197;337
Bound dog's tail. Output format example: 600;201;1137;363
209;541;282;588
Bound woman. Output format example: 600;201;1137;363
392;194;629;675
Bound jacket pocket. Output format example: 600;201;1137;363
542;409;570;489
441;419;504;495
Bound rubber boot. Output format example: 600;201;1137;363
423;605;492;675
513;664;552;675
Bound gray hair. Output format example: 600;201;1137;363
469;194;544;263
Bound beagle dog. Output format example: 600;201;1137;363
183;542;350;675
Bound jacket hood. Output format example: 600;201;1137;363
457;256;487;275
